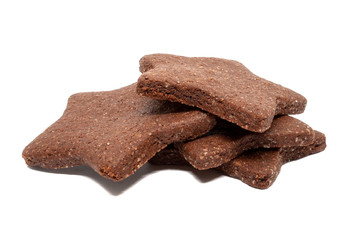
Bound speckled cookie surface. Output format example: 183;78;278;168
22;83;216;181
220;131;326;189
176;115;315;170
149;131;326;189
137;54;307;133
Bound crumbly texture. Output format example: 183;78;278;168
149;131;326;189
137;54;307;133
176;115;315;170
220;131;326;189
22;83;216;181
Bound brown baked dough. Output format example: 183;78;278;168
148;144;189;166
149;131;326;189
137;54;307;133
22;83;216;181
176;115;315;170
220;131;326;189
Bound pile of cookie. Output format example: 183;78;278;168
23;54;326;189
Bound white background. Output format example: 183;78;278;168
1;1;359;239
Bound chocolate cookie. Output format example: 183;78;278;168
137;54;307;132
220;131;326;189
149;144;189;166
176;115;315;170
22;83;216;181
150;131;326;189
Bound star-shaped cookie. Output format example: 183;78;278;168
220;131;326;189
149;131;326;189
175;115;315;170
137;54;307;132
22;83;216;181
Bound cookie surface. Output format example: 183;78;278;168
137;54;307;132
176;115;315;170
149;131;326;189
22;83;216;181
219;131;326;189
